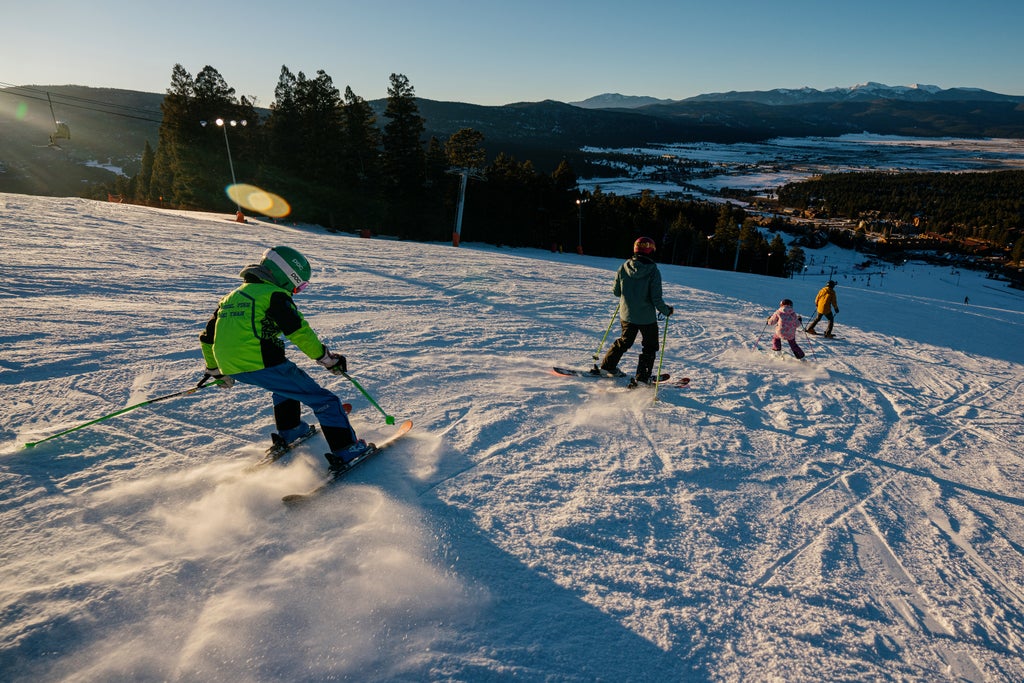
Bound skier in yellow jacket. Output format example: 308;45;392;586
806;280;838;337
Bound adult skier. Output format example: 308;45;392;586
806;280;839;337
198;246;368;471
595;236;674;385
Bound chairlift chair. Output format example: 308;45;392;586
47;92;70;147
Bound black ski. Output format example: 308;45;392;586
552;366;621;378
628;375;689;389
282;419;414;506
551;367;673;384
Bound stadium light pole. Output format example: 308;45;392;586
201;118;247;218
733;223;742;271
576;198;588;255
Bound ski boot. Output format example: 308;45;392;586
324;439;369;473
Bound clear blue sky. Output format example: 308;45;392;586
4;0;1022;106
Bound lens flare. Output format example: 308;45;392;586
226;183;291;218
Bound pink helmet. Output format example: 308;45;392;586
633;236;656;255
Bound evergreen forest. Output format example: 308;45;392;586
92;65;1022;277
98;63;808;273
778;170;1024;253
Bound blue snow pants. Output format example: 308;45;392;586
233;360;356;450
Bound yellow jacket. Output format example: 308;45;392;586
814;285;838;314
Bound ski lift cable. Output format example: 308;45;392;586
0;81;165;116
47;91;58;126
0;82;164;122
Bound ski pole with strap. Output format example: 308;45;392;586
341;372;396;425
591;302;621;371
753;319;769;350
23;380;223;449
653;314;670;402
799;314;817;359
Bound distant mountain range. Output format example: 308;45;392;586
3;82;1024;197
571;82;1024;108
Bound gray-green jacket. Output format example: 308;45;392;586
613;255;671;325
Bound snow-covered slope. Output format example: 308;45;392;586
2;194;1023;681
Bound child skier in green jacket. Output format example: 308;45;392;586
199;246;367;471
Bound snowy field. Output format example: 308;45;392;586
2;193;1023;682
580;134;1024;199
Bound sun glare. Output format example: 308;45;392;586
226;183;291;218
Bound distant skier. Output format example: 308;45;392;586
767;299;805;359
595;236;674;385
198;246;369;471
806;280;838;337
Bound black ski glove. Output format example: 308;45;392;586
317;349;347;375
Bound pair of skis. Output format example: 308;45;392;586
550;367;690;388
248;405;413;505
282;419;414;506
246;403;352;472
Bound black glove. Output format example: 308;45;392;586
317;349;347;375
666;306;674;316
199;367;235;388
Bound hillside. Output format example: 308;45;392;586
2;194;1023;681
0;85;163;196
4;83;1024;200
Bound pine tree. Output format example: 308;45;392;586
184;66;243;210
786;245;807;277
267;66;303;174
149;64;194;207
445;128;486;169
294;70;344;187
340;86;381;186
381;73;426;237
551;159;577;194
767;233;787;276
424;136;453;240
135;140;155;204
710;204;741;269
381;73;425;189
264;67;346;225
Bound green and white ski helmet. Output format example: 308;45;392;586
261;246;311;293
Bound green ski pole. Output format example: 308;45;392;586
23;380;223;449
341;372;396;425
591;302;621;371
653;315;670;402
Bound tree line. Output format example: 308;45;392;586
776;170;1024;249
94;63;813;275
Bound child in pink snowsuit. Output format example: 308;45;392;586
767;299;805;359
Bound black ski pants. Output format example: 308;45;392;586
601;321;659;381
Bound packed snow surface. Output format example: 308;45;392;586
1;194;1023;681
